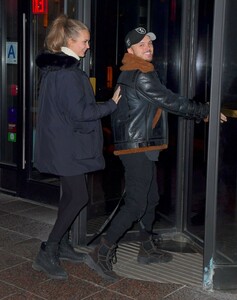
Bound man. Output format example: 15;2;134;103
85;27;225;281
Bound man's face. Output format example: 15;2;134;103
127;35;154;62
68;29;90;58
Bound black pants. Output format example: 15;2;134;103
106;152;159;244
47;174;88;243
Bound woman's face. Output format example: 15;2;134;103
68;29;90;57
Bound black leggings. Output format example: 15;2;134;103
47;174;88;243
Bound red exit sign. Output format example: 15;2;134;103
32;0;48;14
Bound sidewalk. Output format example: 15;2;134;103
0;193;236;299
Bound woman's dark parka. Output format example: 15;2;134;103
34;52;117;176
111;53;209;155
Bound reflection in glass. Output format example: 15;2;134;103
0;0;18;191
31;1;64;185
0;0;18;165
186;0;214;241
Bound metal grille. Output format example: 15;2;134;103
113;242;203;286
81;241;203;286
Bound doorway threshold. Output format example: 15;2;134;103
79;241;203;286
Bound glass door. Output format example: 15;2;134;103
182;0;214;243
18;0;77;204
204;0;237;290
25;0;65;204
82;0;184;245
84;0;215;252
0;0;19;193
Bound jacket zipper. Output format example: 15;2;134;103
146;103;151;145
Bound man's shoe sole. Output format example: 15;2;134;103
85;255;118;282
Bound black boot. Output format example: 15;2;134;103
85;237;118;282
59;232;87;263
137;237;173;264
32;242;68;280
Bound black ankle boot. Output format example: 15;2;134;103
32;242;68;280
59;232;87;263
85;237;118;282
137;237;173;264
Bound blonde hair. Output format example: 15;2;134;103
44;14;89;52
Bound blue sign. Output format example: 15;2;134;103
6;42;18;64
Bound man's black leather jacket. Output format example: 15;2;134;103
111;53;209;155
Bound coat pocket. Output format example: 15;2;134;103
72;129;98;160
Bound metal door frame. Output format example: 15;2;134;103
204;0;237;290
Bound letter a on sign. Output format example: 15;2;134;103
6;42;18;64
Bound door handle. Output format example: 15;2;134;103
22;13;26;169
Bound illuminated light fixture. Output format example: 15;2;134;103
43;13;48;27
32;0;48;14
107;66;113;89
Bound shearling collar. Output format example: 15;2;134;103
120;53;154;73
36;51;80;70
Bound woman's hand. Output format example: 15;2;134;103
112;86;122;104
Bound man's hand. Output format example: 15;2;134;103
220;113;227;123
203;113;227;123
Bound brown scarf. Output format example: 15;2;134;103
120;53;154;72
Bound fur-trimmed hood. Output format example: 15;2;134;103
120;53;154;73
36;51;80;70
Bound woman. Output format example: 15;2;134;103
32;15;121;280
